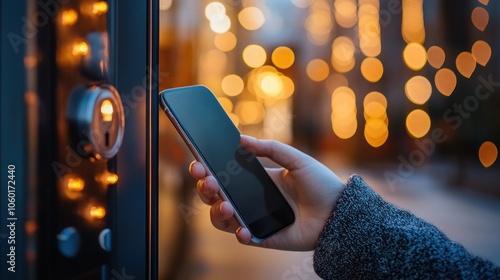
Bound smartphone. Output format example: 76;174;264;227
160;85;295;242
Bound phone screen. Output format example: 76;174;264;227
160;85;295;240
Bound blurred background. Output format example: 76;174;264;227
157;0;500;279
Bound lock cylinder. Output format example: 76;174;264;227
66;84;125;160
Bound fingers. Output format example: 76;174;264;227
236;227;252;245
189;161;206;180
240;135;315;171
190;161;220;204
196;176;219;205
210;200;240;233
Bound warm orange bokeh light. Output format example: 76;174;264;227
92;1;108;15
456;52;476;78
100;100;113;122
427;46;445;69
243;45;267;68
238;7;265;31
479;141;498;168
61;9;78;26
364;91;387;108
260;72;283;97
72;41;89;56
435;68;457;96
360;57;384;82
221;74;244;96
364;91;388;148
89;206;106;219
406;109;431;138
217;97;233;114
471;7;489;31
305;0;333;45
67;177;85;192
331;86;357;139
235;101;265;125
471;40;491;66
365;119;389;147
405;76;432;105
331;36;355;73
272;46;295;69
334;0;357;28
306;59;330;82
401;0;425;44
403;42;427;70
358;2;381;57
214;32;237;52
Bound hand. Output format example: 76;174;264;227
189;135;345;251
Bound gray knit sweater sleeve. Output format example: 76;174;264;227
313;175;500;279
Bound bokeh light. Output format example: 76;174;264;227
272;46;295;69
221;74;244;96
210;15;231;34
214;32;237;52
238;7;265;31
471;40;491;66
243;44;267;68
306;59;330;82
427;46;445;69
364;91;388;147
471;7;489;31
402;0;425;44
305;0;333;45
360;57;384;82
405;76;432;105
334;0;357;28
205;2;226;22
217;97;233;114
434;68;457;96
403;42;427;70
61;9;78;26
406;109;431;138
260;72;283;97
358;2;381;57
331;86;357;139
235;101;266;125
280;75;295;99
331;36;355;73
479;141;498;168
364;119;389;147
456;52;476;78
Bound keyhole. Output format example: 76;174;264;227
105;132;110;147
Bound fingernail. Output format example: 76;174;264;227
240;135;253;145
235;227;243;242
219;201;225;213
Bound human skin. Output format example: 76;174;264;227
189;135;345;251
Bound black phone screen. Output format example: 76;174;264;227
161;85;295;240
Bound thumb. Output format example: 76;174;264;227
239;135;315;171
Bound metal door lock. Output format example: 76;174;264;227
66;84;125;160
